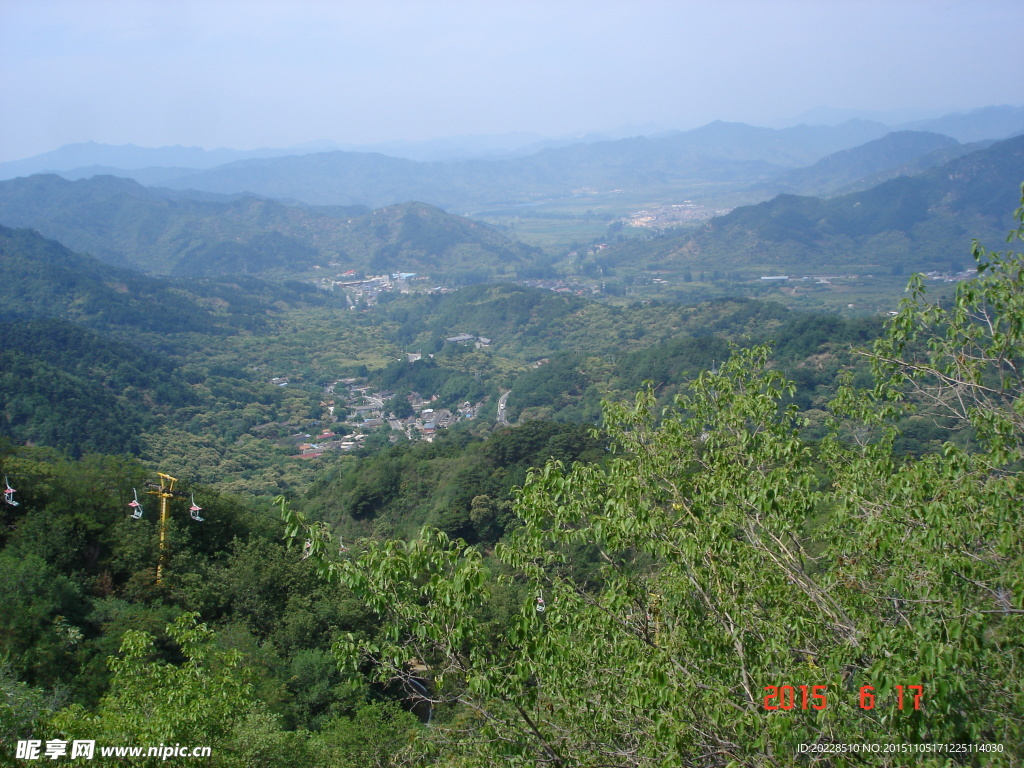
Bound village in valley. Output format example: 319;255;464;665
312;270;438;307
624;201;732;230
291;382;485;460
264;331;494;460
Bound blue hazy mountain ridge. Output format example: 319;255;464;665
0;119;880;182
55;165;227;188
1;134;1020;281
896;104;1024;143
610;133;1024;275
5;104;1023;182
754;131;963;198
0;141;323;180
0;175;538;277
0;133;611;181
138;112;1017;210
0;120;896;209
135;120;895;209
785;104;1024;143
830;140;999;197
48;131;987;210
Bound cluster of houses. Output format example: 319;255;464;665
921;268;976;283
515;277;595;296
292;428;361;460
445;333;491;347
313;270;451;307
761;269;975;286
265;330;501;459
286;378;483;459
625;201;731;229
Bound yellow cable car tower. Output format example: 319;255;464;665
128;472;204;585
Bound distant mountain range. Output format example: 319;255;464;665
753;131;969;198
0;142;328;179
0;175;539;278
896;105;1024;143
52;119;888;210
1;106;1021;212
1;107;1022;285
603;133;1024;275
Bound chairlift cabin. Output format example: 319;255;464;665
128;488;144;519
189;494;204;522
3;476;18;507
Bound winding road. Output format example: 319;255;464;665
497;390;511;425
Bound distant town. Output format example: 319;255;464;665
313;270;442;307
315;267;599;301
625;201;732;229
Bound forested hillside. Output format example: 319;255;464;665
0;176;538;279
754;130;961;198
0;225;224;332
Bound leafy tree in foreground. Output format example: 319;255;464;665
49;613;319;767
284;192;1024;766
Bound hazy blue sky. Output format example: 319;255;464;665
1;0;1021;162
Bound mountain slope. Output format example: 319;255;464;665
0;175;360;274
0;224;335;336
602;133;1024;274
0;227;333;457
0;320;196;457
0;176;537;278
0;226;212;456
0;224;223;333
757;131;961;197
